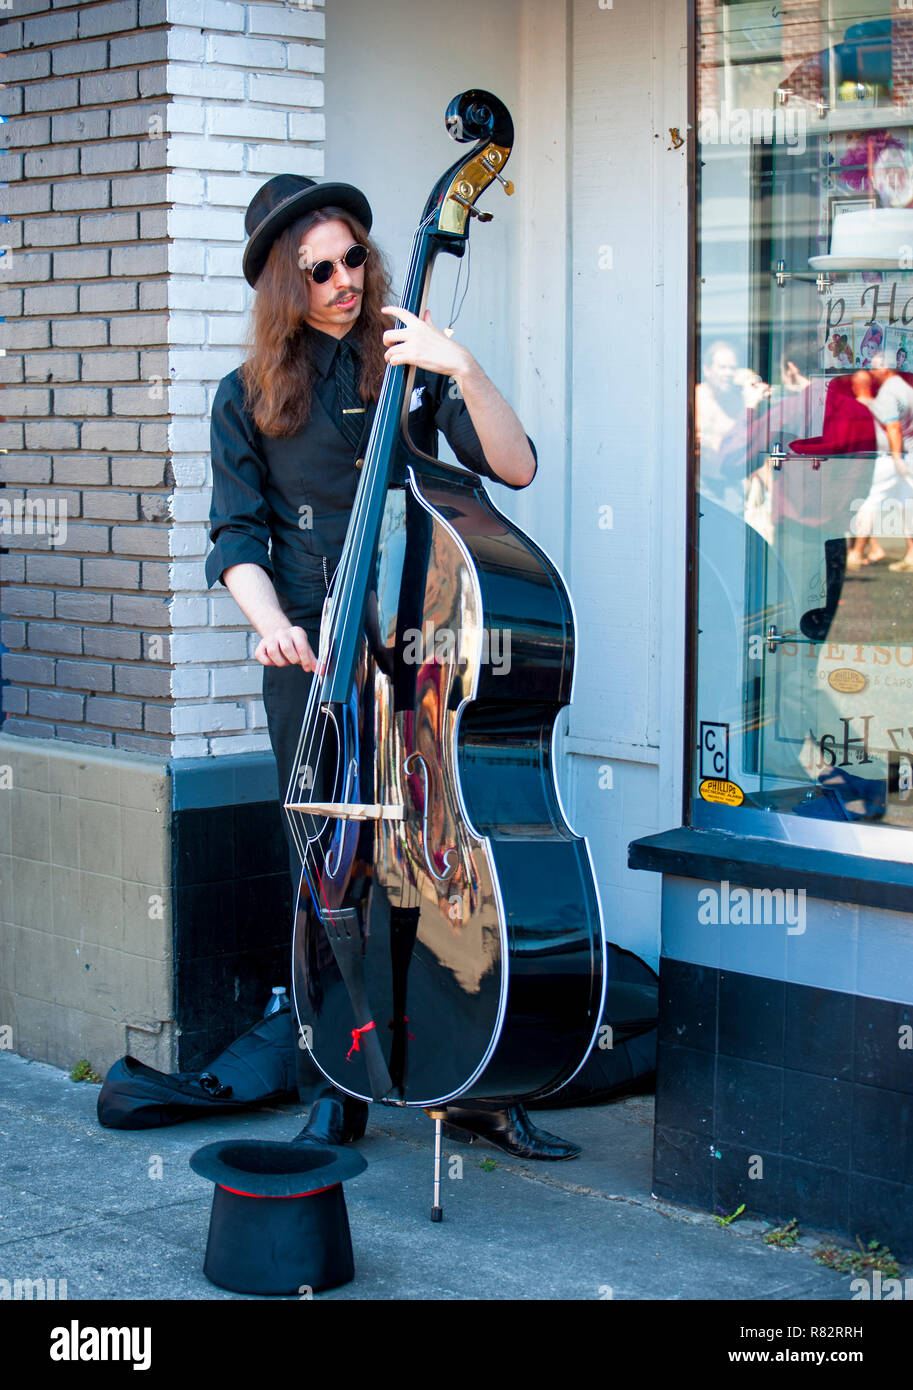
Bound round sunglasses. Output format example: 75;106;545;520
304;243;369;285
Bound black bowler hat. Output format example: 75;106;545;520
191;1139;367;1295
242;174;373;288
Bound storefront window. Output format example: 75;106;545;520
693;1;913;848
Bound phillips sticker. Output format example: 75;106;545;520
699;779;745;806
828;668;867;694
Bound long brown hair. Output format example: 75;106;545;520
241;207;393;437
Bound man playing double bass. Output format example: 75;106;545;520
206;174;580;1160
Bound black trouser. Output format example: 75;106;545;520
262;621;341;1107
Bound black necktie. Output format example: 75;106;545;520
335;340;364;452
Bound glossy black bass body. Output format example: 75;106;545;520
288;91;606;1107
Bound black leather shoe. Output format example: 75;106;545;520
440;1103;581;1160
292;1095;368;1146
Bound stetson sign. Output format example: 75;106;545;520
760;636;913;821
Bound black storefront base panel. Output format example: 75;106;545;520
654;958;913;1258
629;826;913;1258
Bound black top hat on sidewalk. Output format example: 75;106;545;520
242;175;373;287
190;1139;367;1295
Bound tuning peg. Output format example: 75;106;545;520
447;192;494;222
480;155;514;195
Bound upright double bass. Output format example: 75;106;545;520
287;90;606;1108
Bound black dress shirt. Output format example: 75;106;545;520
205;326;537;624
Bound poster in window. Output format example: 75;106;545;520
884;326;913;372
854;317;888;368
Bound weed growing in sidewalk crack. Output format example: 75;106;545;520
70;1059;102;1083
814;1237;900;1278
765;1218;800;1247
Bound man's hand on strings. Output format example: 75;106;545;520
254;623;319;670
381;306;536;490
381;306;472;382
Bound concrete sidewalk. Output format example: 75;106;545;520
0;1051;875;1301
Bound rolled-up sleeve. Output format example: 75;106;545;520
205;371;274;589
427;372;537;491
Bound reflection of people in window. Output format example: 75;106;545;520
696;340;740;455
780;339;812;396
744;340;818;545
696;339;769;512
849;365;913;572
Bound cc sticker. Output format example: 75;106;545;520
699;721;730;781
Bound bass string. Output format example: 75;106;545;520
288;211;438;913
287;338;409;868
316;208;436;694
323;205;438;657
284;371;392;873
293;207;431;794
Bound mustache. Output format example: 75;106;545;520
331;288;361;305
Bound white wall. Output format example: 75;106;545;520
324;0;690;969
566;0;690;968
324;0;554;542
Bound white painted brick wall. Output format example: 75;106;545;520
211;664;262;697
207;733;273;755
172;702;246;734
171;490;211;523
172;738;209;757
165;0;324;751
170;595;208;625
172;667;210;698
2;0;321;755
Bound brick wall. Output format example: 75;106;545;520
695;0;719;111
164;0;324;758
697;0;827;111
0;0;325;757
892;12;913;108
1;0;171;753
780;0;823;105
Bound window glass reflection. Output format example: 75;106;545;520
695;2;913;831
